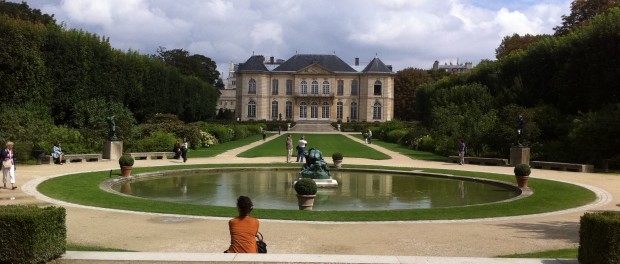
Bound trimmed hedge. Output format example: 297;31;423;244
0;205;66;264
579;211;620;264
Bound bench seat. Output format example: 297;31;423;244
530;161;594;173
129;152;176;160
448;156;508;166
42;154;102;164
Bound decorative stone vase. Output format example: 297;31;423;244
296;194;316;210
514;163;531;188
121;166;133;177
333;159;343;168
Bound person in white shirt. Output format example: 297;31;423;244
296;136;308;162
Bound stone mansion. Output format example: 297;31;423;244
229;54;394;122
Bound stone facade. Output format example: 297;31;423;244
235;54;394;122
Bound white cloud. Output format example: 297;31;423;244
19;0;571;72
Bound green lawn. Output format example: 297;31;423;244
37;164;596;222
352;134;446;161
497;248;577;258
188;134;266;158
238;133;391;160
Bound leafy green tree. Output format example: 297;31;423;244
495;33;549;59
554;0;620;35
156;47;220;85
568;104;620;164
394;68;433;120
70;98;136;150
0;0;56;26
0;104;55;161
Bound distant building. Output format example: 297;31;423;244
432;60;473;73
234;54;394;122
216;62;238;114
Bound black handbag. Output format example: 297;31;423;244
256;232;267;254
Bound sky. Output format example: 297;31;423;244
14;0;571;78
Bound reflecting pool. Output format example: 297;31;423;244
112;170;520;211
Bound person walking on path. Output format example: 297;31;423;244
173;140;181;160
285;135;293;163
1;141;17;190
181;137;189;163
458;139;467;165
262;130;267;141
225;196;260;253
296;136;307;162
367;129;373;144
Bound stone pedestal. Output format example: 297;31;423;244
510;147;530;166
103;141;123;160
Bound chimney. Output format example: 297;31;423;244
355;57;359;66
257;55;265;63
270;56;274;64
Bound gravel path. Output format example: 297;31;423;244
2;132;618;257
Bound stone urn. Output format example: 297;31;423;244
119;155;134;177
332;152;343;169
296;194;317;210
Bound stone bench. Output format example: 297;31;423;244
129;152;175;160
448;156;508;166
530;161;594;173
42;154;102;164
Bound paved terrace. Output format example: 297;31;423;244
1;132;616;263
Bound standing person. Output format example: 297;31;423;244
262;130;267;141
367;129;373;144
173;140;181;160
285;135;293;163
1;141;17;190
225;196;260;253
181;137;189;163
458;139;467;165
52;142;65;165
296;136;308;163
278;126;281;135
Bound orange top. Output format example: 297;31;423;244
226;216;259;253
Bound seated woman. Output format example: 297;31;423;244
52;142;65;165
225;196;259;253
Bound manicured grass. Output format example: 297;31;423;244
238;133;391;160
37;164;596;221
189;134;266;158
352;134;446;161
67;244;134;252
497;248;577;258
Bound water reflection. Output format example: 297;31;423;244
114;170;518;211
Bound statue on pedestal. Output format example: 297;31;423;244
106;116;118;141
299;148;331;179
516;114;524;147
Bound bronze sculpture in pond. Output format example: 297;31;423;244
299;148;331;179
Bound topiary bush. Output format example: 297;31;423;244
386;129;409;143
514;163;531;176
119;155;134;167
0;205;66;264
331;152;343;160
579;211;620;264
294;178;317;195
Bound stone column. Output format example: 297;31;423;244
103;141;123;160
510;147;530;166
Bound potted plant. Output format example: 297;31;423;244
119;155;135;177
332;152;343;168
294;178;317;210
514;163;531;188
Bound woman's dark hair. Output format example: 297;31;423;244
237;196;253;217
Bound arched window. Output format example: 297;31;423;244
311;81;319;95
350;102;358;120
322;81;330;95
285;101;293;119
321;102;330;119
336;102;343;119
300;80;308;95
310;102;318;118
248;79;256;94
373;80;382;96
271;101;278;119
272;79;279;95
299;102;307;119
373;102;382;119
247;101;256;117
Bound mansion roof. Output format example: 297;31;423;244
237;54;392;74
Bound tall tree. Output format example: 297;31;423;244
393;68;436;121
495;33;549;59
156;47;220;85
554;0;620;35
0;0;56;26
